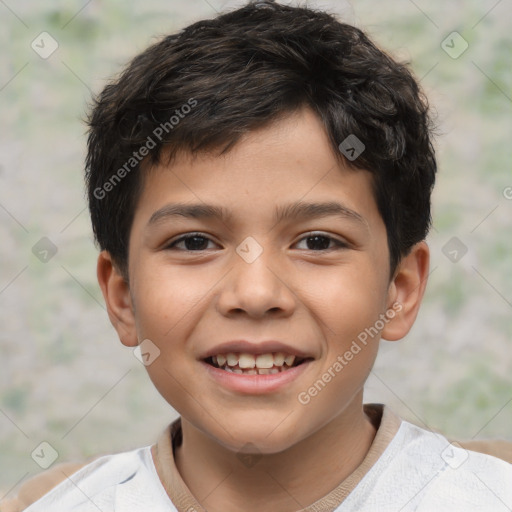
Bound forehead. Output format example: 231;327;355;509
134;108;381;231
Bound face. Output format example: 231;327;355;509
109;108;407;454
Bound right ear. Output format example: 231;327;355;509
96;251;138;347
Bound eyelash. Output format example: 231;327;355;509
165;232;348;252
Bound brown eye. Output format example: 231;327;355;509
295;233;347;251
166;233;216;251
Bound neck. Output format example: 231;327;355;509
174;393;377;512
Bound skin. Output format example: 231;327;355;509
97;107;430;511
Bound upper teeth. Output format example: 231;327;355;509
214;352;296;369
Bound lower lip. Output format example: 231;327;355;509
201;360;312;394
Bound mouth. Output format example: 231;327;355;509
204;352;312;375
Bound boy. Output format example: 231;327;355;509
3;1;512;510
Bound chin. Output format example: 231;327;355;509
211;413;309;455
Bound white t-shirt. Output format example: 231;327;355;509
23;446;175;512
338;420;512;511
19;416;512;511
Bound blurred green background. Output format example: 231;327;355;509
1;0;511;496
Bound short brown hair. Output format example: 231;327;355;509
85;0;436;278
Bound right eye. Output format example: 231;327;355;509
164;233;219;252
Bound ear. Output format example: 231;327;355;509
381;241;430;341
96;251;138;347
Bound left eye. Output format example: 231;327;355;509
294;233;347;251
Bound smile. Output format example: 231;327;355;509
205;352;309;375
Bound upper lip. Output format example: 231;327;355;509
200;340;313;360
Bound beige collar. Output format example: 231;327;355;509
151;404;402;512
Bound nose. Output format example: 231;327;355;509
216;247;296;319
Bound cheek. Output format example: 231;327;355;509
310;266;387;342
305;266;385;401
133;262;215;339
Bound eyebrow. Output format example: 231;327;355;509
147;201;366;228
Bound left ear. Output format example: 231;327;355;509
381;241;430;341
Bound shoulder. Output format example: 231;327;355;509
1;446;174;512
341;415;512;512
0;460;92;512
397;421;512;511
